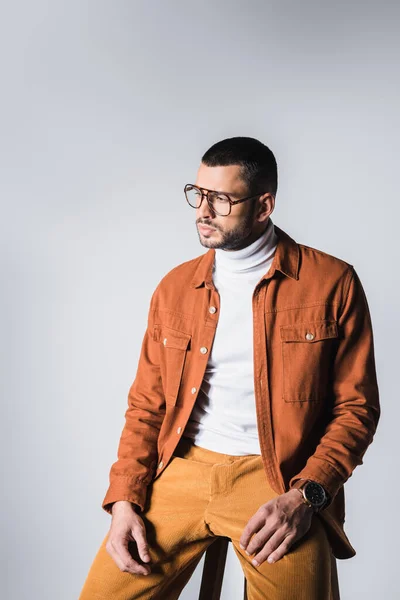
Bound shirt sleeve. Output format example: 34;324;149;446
101;285;166;515
289;266;381;507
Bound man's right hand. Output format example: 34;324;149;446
105;501;152;576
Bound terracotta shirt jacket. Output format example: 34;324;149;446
102;224;380;559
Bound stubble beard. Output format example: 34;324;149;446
197;204;256;251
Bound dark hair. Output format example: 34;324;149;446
201;136;278;197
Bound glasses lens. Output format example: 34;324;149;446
209;192;230;215
185;186;230;215
185;185;202;208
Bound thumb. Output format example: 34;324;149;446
134;528;151;563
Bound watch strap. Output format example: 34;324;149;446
295;487;317;512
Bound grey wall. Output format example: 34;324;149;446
1;1;397;598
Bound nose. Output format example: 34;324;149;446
196;190;215;221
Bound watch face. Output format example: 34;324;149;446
304;482;326;506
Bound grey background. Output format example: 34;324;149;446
0;1;396;598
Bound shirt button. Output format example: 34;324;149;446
191;387;197;394
200;347;208;354
305;332;314;340
177;427;182;434
163;338;167;346
209;306;217;314
158;461;164;469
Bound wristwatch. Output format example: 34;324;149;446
296;480;329;513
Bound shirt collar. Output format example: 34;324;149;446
190;223;300;288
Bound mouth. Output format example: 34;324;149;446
198;224;216;234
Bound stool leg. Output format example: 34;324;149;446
198;537;229;600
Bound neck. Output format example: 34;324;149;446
214;218;278;274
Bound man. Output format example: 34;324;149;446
79;137;380;599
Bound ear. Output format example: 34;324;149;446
256;193;275;222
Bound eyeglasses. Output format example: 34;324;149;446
184;183;263;217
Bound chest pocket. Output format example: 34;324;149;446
153;324;191;406
280;320;339;402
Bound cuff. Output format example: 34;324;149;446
101;480;149;515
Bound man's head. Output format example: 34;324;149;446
189;137;277;251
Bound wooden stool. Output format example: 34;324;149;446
198;537;248;600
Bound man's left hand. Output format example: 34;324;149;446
239;489;314;566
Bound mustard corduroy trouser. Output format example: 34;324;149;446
79;437;340;600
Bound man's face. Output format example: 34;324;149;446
194;163;273;251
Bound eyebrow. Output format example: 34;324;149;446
195;185;240;197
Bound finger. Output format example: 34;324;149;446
107;539;151;576
252;510;313;565
243;523;274;556
132;523;152;563
239;508;271;550
254;532;296;566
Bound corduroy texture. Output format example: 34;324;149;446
80;437;340;600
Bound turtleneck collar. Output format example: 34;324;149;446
214;218;278;274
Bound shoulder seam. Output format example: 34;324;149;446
297;243;352;267
160;253;205;280
340;265;355;315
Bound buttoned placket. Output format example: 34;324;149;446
157;282;220;473
195;281;220;388
252;278;286;496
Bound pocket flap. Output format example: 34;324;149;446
280;320;338;342
153;325;191;350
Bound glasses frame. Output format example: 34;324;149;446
184;183;265;217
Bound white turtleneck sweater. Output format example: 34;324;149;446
183;218;279;455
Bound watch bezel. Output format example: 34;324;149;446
302;480;327;509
